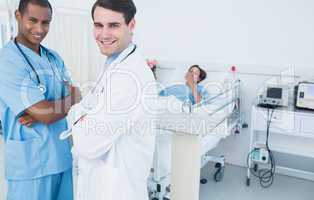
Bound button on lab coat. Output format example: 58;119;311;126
69;49;157;200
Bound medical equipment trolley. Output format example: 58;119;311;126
247;105;314;187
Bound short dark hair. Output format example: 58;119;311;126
91;0;137;24
18;0;53;15
189;65;207;83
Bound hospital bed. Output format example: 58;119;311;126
148;78;242;200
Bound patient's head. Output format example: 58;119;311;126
185;65;207;84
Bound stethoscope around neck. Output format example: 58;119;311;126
14;38;60;94
91;43;137;94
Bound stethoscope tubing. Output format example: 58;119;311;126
14;38;41;84
14;38;62;86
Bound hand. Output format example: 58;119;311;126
66;83;82;105
186;73;197;89
70;86;82;105
19;113;37;127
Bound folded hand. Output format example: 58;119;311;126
19;113;37;127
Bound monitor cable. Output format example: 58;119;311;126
247;107;276;188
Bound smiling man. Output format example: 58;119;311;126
0;0;81;200
68;0;158;199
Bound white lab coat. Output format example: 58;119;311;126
69;48;157;200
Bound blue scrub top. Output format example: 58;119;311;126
0;41;72;180
159;84;210;105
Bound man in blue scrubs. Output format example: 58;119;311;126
0;0;81;199
159;65;210;105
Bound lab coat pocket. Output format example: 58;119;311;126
77;158;123;200
5;137;42;179
90;161;123;200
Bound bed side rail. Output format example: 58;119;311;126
192;79;241;115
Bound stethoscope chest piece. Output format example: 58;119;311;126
14;38;64;96
38;84;47;94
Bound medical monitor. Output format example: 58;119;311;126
295;82;314;110
266;87;283;99
258;84;289;107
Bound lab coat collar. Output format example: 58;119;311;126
105;42;135;66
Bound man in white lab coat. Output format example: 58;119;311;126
69;0;158;199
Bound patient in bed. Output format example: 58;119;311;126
159;65;209;105
153;65;210;183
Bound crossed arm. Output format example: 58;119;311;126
19;85;82;126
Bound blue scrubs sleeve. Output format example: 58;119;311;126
0;60;45;116
61;65;72;97
50;50;73;97
51;50;73;84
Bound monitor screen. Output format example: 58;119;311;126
307;85;314;96
267;87;282;99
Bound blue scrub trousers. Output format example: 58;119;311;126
6;169;73;200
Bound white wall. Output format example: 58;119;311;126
134;0;314;168
0;1;6;9
135;0;314;67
